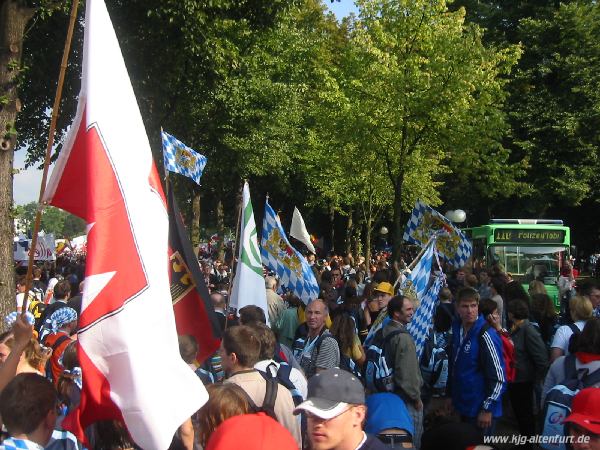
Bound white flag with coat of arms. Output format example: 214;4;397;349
229;182;268;319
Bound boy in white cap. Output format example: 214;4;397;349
294;368;388;450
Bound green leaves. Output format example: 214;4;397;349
509;2;600;210
14;202;85;237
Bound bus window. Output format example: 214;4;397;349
489;245;565;284
472;238;486;263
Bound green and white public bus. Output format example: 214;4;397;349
465;219;571;309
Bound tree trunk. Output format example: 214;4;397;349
392;173;405;263
0;1;35;331
329;204;335;254
365;216;372;274
352;212;362;259
191;186;200;247
216;196;225;261
344;207;353;255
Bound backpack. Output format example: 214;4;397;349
540;354;600;450
257;362;304;407
330;335;364;382
567;323;581;355
420;329;450;396
26;294;45;328
364;328;403;393
31;285;45;303
43;334;71;383
339;353;364;383
243;375;279;422
479;324;516;383
195;352;225;385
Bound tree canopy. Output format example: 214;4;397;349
8;0;600;258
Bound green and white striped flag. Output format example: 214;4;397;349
230;182;268;318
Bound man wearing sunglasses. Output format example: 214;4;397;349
294;368;388;450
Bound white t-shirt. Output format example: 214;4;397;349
550;320;586;355
16;292;25;309
15;291;36;310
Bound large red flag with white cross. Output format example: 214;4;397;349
43;1;207;448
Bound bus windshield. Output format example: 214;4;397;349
489;245;567;285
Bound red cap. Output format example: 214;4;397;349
563;388;600;434
205;413;298;450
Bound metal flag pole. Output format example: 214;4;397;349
22;0;81;315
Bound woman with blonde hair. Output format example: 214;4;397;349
4;337;51;375
195;383;252;448
528;280;548;297
550;295;593;362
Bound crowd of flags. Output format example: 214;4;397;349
37;0;472;448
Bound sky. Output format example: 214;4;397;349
326;1;359;18
13;148;49;205
12;1;359;206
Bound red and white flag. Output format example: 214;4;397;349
43;1;207;448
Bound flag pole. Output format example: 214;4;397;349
224;182;245;329
392;235;436;289
160;127;170;196
22;0;81;314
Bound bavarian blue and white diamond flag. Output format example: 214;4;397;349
230;182;268;318
365;239;436;346
400;239;435;305
261;200;319;305
161;131;207;186
403;200;472;268
407;273;444;359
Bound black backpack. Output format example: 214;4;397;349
243;375;279;421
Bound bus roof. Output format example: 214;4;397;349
489;219;563;225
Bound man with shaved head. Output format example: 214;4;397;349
294;299;339;379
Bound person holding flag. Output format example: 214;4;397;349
41;1;209;447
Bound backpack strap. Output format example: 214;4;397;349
236;372;279;420
383;329;404;345
563;354;578;381
262;377;279;419
44;334;71;351
277;362;293;380
568;323;581;336
581;365;600;388
313;332;343;366
239;386;260;413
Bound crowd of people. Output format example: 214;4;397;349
2;250;600;450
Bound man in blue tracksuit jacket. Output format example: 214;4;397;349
448;287;506;435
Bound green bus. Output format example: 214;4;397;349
466;219;571;309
